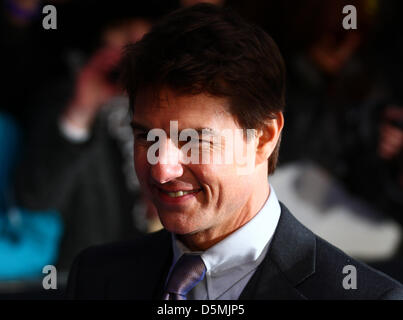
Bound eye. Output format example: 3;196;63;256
180;136;199;144
199;139;211;145
133;131;149;143
186;138;211;145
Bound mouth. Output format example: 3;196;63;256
154;187;203;204
160;189;201;198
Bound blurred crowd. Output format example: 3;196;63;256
0;0;402;298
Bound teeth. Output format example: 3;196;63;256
166;190;195;198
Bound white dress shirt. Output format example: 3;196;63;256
168;185;281;300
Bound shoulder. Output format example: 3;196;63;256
73;229;170;265
310;235;403;299
65;229;171;299
275;203;403;300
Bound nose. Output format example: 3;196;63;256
151;163;184;184
150;139;184;184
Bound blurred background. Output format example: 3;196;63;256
0;0;402;299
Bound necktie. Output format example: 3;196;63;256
163;254;206;300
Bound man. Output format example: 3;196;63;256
66;4;403;300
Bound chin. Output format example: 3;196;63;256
156;207;195;232
162;221;196;235
159;215;199;236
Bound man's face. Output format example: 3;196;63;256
132;88;261;242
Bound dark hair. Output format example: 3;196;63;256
120;3;286;174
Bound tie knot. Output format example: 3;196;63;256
163;254;206;300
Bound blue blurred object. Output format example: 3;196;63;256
0;112;21;213
0;207;63;280
0;113;63;280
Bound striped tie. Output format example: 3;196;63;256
162;254;206;300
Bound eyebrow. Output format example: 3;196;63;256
193;128;221;137
130;122;220;137
130;122;151;132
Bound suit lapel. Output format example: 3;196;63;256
144;230;173;299
151;232;173;299
240;203;316;300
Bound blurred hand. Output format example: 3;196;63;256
378;105;403;160
62;46;122;130
309;32;361;75
61;17;151;133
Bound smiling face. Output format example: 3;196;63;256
132;88;273;250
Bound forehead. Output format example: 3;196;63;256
133;87;238;130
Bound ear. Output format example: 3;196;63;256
255;112;284;165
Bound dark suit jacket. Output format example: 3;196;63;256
66;203;403;299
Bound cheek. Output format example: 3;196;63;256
209;163;251;197
194;163;236;197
